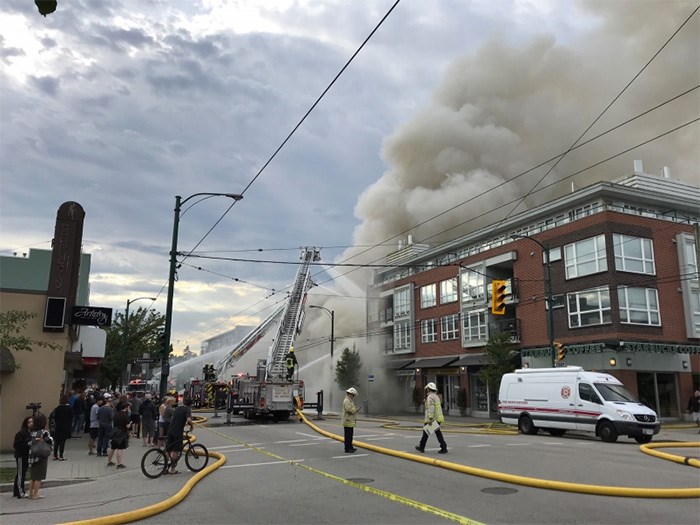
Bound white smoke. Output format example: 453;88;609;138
331;2;699;412
349;1;698;260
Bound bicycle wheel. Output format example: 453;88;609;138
185;443;209;472
141;448;169;479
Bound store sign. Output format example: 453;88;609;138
396;369;416;377
71;306;113;327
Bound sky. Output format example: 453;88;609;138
1;0;698;365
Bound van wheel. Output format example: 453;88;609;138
519;415;538;435
547;429;566;437
634;435;652;444
598;421;618;443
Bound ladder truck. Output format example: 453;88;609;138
229;247;320;420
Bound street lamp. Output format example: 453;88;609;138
308;305;334;358
511;234;555;367
121;296;156;390
309;305;335;412
159;192;243;400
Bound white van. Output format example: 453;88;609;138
498;366;660;443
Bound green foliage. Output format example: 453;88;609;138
100;306;165;388
0;310;61;368
478;332;517;405
334;345;362;391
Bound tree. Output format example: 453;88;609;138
0;311;61;370
100;307;165;388
334;345;362;391
478;332;518;412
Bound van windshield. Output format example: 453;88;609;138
594;383;638;402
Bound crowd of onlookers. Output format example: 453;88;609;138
13;388;178;500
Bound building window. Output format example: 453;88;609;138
691;290;700;334
564;235;607;279
440;277;458;304
613;234;655;275
683;238;698;278
394;287;411;318
441;314;460;341
421;319;437;343
567;286;611;327
618;286;660;326
394;320;412;351
462;310;486;343
420;284;437;308
461;268;485;303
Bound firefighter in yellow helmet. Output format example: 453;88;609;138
285;347;298;381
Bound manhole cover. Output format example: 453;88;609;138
481;487;518;495
346;478;374;484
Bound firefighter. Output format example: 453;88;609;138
342;387;359;453
285;347;298;380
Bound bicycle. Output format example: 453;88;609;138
140;430;209;478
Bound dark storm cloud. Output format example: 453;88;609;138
85;24;154;52
29;74;60;95
0;36;25;62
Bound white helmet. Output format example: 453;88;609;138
346;387;358;395
425;382;437;391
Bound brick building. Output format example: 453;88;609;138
367;165;699;420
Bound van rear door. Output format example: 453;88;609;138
575;382;603;432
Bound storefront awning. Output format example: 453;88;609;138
386;358;416;370
407;356;459;369
453;353;490;367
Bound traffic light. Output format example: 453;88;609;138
554;341;566;362
35;0;57;17
491;279;508;315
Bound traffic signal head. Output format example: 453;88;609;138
35;0;57;17
491;279;508;315
555;341;566;362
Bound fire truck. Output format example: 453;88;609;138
184;364;229;409
221;247;320;420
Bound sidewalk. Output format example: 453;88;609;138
1;431;198;525
1;432;154;491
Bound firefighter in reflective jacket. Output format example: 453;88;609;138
285;347;298;380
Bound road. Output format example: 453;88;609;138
139;415;700;525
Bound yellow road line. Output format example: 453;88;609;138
202;424;482;524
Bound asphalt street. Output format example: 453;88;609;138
1;413;699;524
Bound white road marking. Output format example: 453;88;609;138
467;444;490;448
365;437;394;441
332;454;370;459
289;442;323;447
274;439;308;444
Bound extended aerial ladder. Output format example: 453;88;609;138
214;305;286;378
227;247;321;420
265;246;320;380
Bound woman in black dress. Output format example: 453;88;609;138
13;416;32;499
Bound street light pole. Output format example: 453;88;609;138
159;192;243;400
121;296;156;391
309;305;335;411
512;234;555;367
